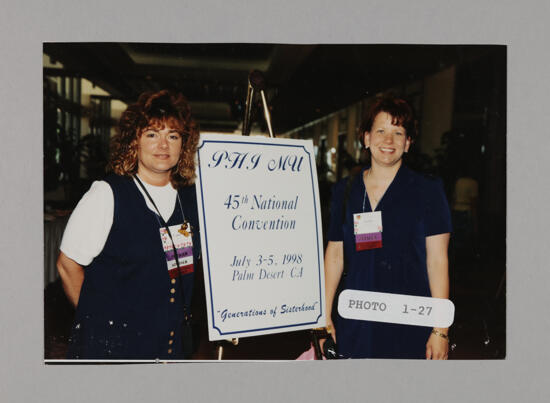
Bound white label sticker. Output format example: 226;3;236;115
338;289;454;328
353;211;382;235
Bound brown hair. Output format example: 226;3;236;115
108;89;200;188
359;96;417;146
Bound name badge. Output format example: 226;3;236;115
160;224;194;278
353;211;382;251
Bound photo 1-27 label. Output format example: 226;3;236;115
338;289;455;328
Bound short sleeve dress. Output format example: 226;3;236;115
328;164;452;359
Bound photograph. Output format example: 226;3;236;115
43;43;506;361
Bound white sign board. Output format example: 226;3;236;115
195;134;325;341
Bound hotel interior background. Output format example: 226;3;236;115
43;43;505;360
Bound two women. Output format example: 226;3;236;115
57;90;200;359
324;96;452;359
58;90;449;360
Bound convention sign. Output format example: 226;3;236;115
195;134;325;341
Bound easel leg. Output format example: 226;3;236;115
216;338;238;360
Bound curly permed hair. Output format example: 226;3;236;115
108;89;200;188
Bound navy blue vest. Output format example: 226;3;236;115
67;174;200;359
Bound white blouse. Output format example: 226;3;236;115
60;176;177;265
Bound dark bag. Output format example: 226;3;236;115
322;334;338;359
311;328;340;359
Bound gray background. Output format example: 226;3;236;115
1;0;548;402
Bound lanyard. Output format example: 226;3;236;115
362;168;371;213
134;175;191;317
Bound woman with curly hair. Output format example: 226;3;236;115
57;89;201;359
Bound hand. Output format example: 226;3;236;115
425;332;449;360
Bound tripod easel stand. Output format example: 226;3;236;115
215;69;274;360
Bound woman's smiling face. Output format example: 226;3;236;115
136;124;183;180
364;111;411;168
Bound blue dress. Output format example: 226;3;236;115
328;165;452;359
67;175;200;360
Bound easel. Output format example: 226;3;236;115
215;70;275;360
241;69;275;138
214;70;327;360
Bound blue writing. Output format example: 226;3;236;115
267;155;304;172
208;150;261;170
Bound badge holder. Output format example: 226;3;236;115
354;211;383;251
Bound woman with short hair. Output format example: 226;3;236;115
324;96;452;359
